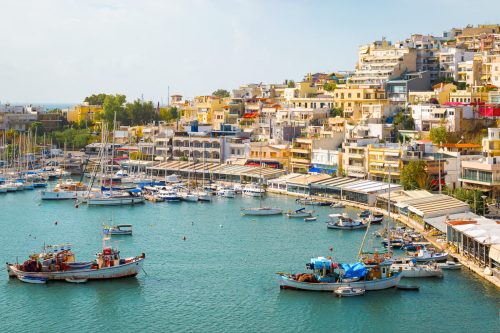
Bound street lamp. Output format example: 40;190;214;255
481;195;487;216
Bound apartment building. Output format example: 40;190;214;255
66;104;103;123
349;39;417;86
410;104;474;132
0;104;39;131
438;47;475;81
333;85;388;120
367;143;403;182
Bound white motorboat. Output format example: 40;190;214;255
369;213;384;224
304;217;317;222
242;186;265;197
217;188;236;198
437;261;462;270
391;259;443;278
180;192;199;202
195;190;212;202
331;202;345;208
103;224;133;235
334;286;365;297
286;208;314;218
241;207;283;216
327;214;367;230
409;248;449;262
158;189;181;202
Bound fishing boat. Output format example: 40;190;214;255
327;214;367;230
391;259;443;278
304;217;317;222
6;238;145;283
408;248;449;262
103;224;133;235
331;202;345;208
334;286;365;297
437;261;462;270
277;256;401;291
285;207;314;218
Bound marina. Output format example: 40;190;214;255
0;186;498;332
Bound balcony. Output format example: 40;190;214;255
290;157;310;164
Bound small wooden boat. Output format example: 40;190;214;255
369;213;384;224
437;261;462;270
304;217;317;222
241;207;283;216
334;286;365;297
396;284;419;291
18;275;47;284
358;210;371;218
327;214;367;230
103;224;133;235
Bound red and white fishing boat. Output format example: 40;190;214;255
6;236;145;283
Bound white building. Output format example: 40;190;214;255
438;47;475;81
410;104;474;132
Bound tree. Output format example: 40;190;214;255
429;126;449;144
212;89;230;98
159;107;178;122
84;93;109;106
30;121;44;135
99;94;128;126
401;160;429;190
323;82;336;92
393;112;415;130
287;80;296;88
126;99;157;125
329;108;343;117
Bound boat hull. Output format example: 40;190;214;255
7;257;144;281
241;208;282;216
87;197;145;206
278;273;401;291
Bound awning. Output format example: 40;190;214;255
490;244;500;263
370;162;384;167
384;152;400;157
309;166;337;174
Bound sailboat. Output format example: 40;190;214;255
180;135;199;202
241;143;282;216
86;116;145;206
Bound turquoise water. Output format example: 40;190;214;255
0;188;498;333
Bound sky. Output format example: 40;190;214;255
1;0;499;104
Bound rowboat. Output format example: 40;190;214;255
18;275;47;284
103;224;133;236
437;261;462;270
334;286;365;297
304;217;317;222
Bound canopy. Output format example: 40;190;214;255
310;257;333;269
340;262;367;279
128;188;142;193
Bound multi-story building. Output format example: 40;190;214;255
459;128;500;199
396;34;442;84
456;24;500;52
66;104;103;123
289;138;338;173
457;55;483;86
438;47;475;81
310;148;340;175
483;128;500;157
247;142;290;170
367;143;403;182
349;39;417;86
333;85;388;119
385;71;431;105
410;104;474;132
448;89;489;104
192;96;224;125
0;104;39;131
172;132;224;163
481;54;500;87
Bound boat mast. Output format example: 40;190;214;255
110;111;117;196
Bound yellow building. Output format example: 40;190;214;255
194;96;224;125
483;128;500;157
333;85;388;119
449;90;489;104
248;142;290;170
367;143;403;182
290;138;312;173
66;104;103;123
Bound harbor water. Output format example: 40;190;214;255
0;188;498;332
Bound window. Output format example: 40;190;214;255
348;93;351;98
